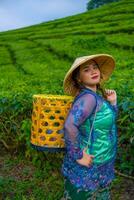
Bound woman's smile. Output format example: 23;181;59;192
91;75;99;79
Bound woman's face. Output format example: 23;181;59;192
78;60;101;87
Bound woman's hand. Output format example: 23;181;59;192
76;148;94;167
105;89;117;105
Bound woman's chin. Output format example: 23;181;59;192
88;79;100;85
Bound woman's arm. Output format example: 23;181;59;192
105;89;118;118
111;103;118;116
64;93;97;161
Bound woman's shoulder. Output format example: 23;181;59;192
74;89;97;104
71;90;98;114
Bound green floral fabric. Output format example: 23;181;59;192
62;178;112;200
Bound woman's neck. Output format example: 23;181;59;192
84;85;97;93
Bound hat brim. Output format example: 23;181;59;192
63;54;115;96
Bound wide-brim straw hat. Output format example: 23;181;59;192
63;54;115;96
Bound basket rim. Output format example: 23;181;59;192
33;94;74;100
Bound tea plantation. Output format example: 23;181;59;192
0;0;133;199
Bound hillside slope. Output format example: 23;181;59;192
0;0;133;98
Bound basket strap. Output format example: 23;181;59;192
73;88;98;151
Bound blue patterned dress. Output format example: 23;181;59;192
61;87;118;199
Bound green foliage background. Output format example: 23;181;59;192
0;0;134;199
87;0;120;10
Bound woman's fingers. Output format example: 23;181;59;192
105;89;116;94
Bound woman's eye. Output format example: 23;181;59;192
84;69;89;72
94;64;98;69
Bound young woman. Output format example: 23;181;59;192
61;54;118;200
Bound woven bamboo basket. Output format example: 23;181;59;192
30;94;73;152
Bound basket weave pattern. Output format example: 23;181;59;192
31;95;73;148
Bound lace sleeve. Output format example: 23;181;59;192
110;103;118;119
64;93;97;160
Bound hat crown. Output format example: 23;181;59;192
73;56;93;67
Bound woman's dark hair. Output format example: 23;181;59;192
72;66;81;88
71;60;107;99
96;83;107;99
